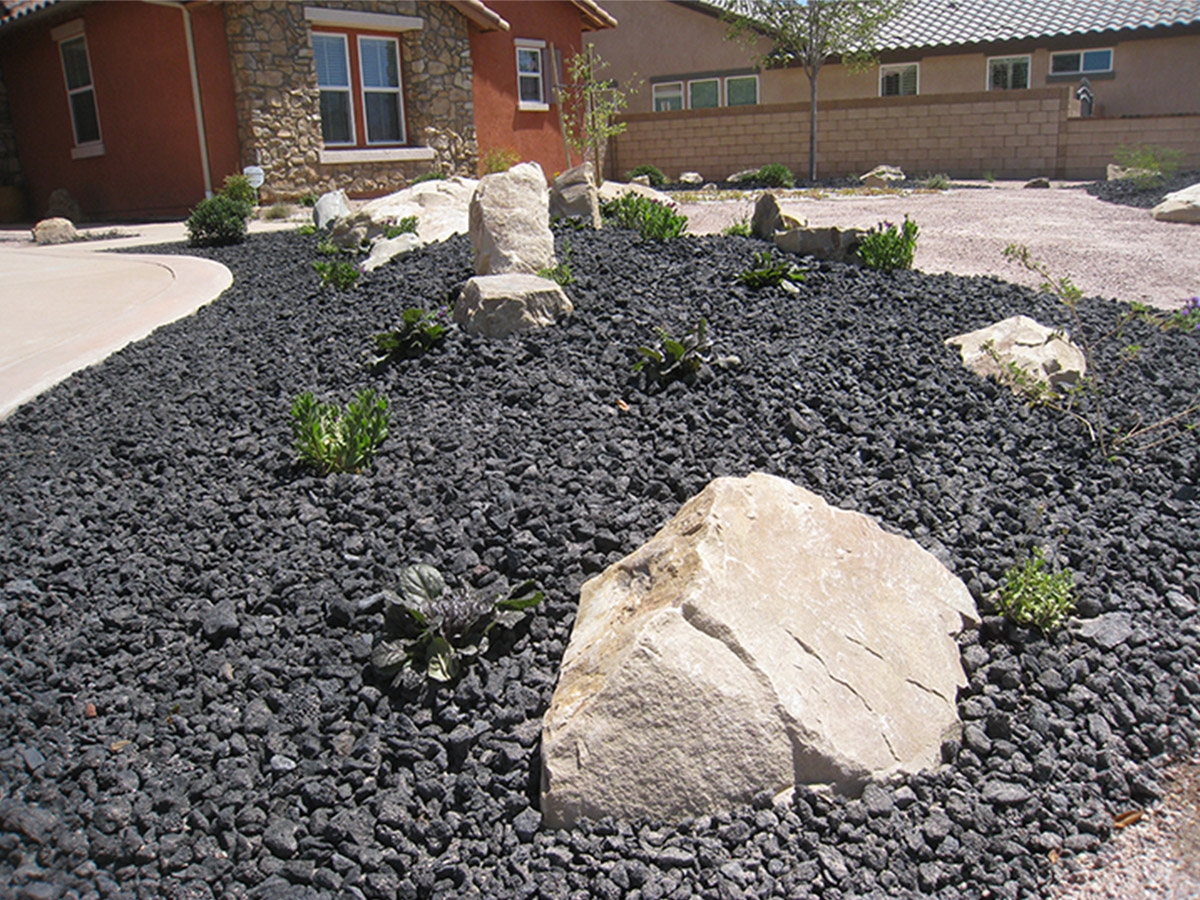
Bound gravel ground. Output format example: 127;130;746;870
675;180;1200;311
2;224;1199;900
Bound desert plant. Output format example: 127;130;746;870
371;564;544;684
722;217;753;237
736;250;808;288
858;215;919;270
312;259;360;291
382;216;419;238
1169;296;1200;331
991;548;1076;631
983;171;997;184
372;308;448;364
261;202;294;220
296;223;317;237
634;318;713;385
924;173;951;190
601;193;687;240
480;146;520;175
1113;144;1184;188
626;164;666;187
537;238;575;285
299;194;319;208
220;173;257;209
186;194;249;247
756;163;795;188
291;389;389;475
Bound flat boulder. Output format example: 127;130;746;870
775;225;865;264
361;233;422;272
1151;182;1200;223
333;177;478;248
32;217;77;245
679;171;704;185
860;165;904;188
313;190;351;229
946;315;1087;391
597;180;674;206
469;162;555;275
453;273;572;338
549;163;600;228
751;192;804;239
541;472;978;827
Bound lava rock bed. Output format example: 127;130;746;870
1084;170;1199;209
1;225;1199;900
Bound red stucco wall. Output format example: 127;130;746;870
469;1;587;180
0;1;238;220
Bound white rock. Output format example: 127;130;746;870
1151;182;1200;223
541;473;978;827
860;165;905;188
679;171;704;185
354;177;479;244
453;273;572;338
313;190;351;229
469;162;555;276
32;217;78;245
361;233;423;272
946;315;1087;390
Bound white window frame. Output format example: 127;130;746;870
1049;48;1113;76
688;77;721;109
357;34;406;145
652;81;684;112
515;38;548;112
51;19;104;158
313;32;356;146
879;63;918;97
724;74;759;107
987;55;1031;91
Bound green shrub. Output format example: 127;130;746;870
722;217;752;237
600;193;688;240
1113;143;1184;188
186;195;249;247
756;163;795;188
923;173;951;190
858;215;919;271
312;259;360;290
626;164;666;187
480;146;521;175
736;250;808;289
412;171;446;184
291;389;389;475
299;193;319;208
220;174;257;209
382;216;418;238
372;308;448;365
296;223;317;236
634;318;712;385
992;548;1075;631
372;564;543;684
537;237;575;285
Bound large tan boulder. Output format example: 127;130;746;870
469;162;555;275
774;225;865;264
334;177;479;247
32;217;78;245
1151;183;1200;223
946;315;1087;391
549;163;600;228
453;273;572;338
541;473;978;828
750;192;804;239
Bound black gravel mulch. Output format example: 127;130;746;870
1084;170;1199;209
2;225;1199;900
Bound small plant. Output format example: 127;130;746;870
260;202;294;220
372;308;448;364
983;171;997;184
220;174;258;209
1113;143;1184;188
291;389;389;475
296;223;317;236
991;548;1076;631
299;194;319;208
755;163;795;189
537;238;575;285
480;146;521;175
412;171;446;184
858;215;919;271
601;193;688;240
722;217;752;237
634;318;713;385
186;194;250;247
312;259;360;291
924;173;951;190
626;164;666;187
371;564;543;684
736;250;808;288
316;238;339;256
1169;296;1200;331
382;216;419;238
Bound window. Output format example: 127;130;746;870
688;78;720;109
516;39;547;110
988;55;1030;90
1050;49;1112;75
653;82;683;112
880;63;918;96
359;36;404;143
726;75;758;106
312;30;407;146
314;33;354;144
52;21;102;156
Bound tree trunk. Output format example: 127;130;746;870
808;73;819;182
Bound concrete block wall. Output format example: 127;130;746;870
1061;116;1200;179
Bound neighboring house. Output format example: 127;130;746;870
589;0;1200;180
0;0;614;222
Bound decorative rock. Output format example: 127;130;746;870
469;162;555;275
774;225;865;264
541;472;979;827
329;210;385;251
312;190;351;229
45;187;82;223
361;233;423;272
751;192;804;239
945;315;1087;391
597;180;674;207
1151;182;1200;223
549;163;600;228
336;177;478;247
678;171;704;185
201;599;240;645
630;174;652;187
728;168;760;183
1023;177;1051;189
32;217;78;245
860;165;905;188
453;274;573;339
1076;612;1134;650
1106;164;1155;182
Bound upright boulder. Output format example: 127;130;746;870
454;273;573;339
313;190;351;229
549;164;600;228
541;473;978;828
751;192;804;239
1151;182;1200;223
946;315;1087;391
469;162;555;275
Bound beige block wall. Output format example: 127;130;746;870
1061;116;1200;179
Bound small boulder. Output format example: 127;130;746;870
313;190;351;229
774;225;865;264
751;192;804;239
453;273;573;338
860;165;905;188
679;171;704;185
469;162;555;276
1023;177;1051;189
361;233;422;272
1106;164;1156;183
630;174;652;187
541;473;978;827
549;163;600;228
45;187;82;223
598;181;674;206
32;217;78;245
1151;182;1200;223
946;315;1087;391
330;210;385;250
727;168;760;184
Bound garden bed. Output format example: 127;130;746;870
1;226;1198;900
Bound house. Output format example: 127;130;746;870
0;0;615;222
588;0;1200;180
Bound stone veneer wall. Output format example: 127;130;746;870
223;1;476;202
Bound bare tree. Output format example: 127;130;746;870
726;0;906;181
558;44;637;186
